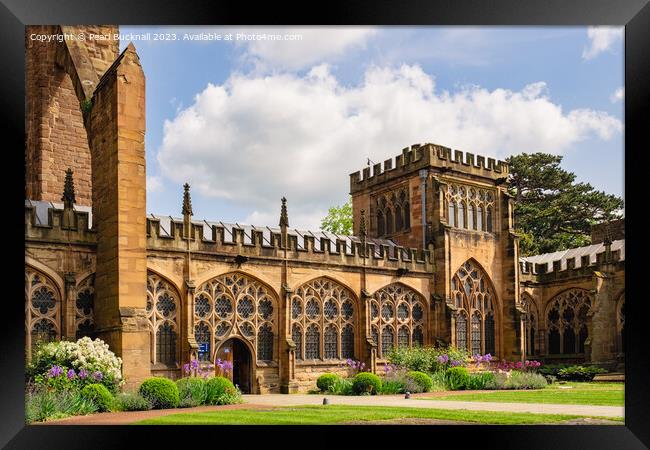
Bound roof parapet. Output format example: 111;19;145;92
350;143;509;192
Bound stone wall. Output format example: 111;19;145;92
25;25;119;206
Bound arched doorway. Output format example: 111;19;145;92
216;338;252;394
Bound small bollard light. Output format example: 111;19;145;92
323;397;330;405
404;391;411;399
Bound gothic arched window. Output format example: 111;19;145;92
468;205;476;230
458;201;466;228
486;206;493;232
25;267;61;360
545;289;592;356
456;313;467;350
371;283;427;358
257;323;274;361
521;294;538;356
404;202;411;229
75;275;95;340
395;204;403;231
477;206;484;231
386;209;394;234
451;260;496;355
292;324;303;360
156;321;177;366
377;211;385;236
290;278;357;361
194;272;277;363
449;201;457;227
305;324;320;359
147;273;181;367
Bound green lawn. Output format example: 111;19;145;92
425;382;624;406
134;405;623;425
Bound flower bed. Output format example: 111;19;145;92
25;343;242;423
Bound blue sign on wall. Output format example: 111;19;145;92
199;343;210;354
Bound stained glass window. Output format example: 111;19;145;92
257;324;273;361
156;322;177;366
324;325;338;359
324;299;338;320
237;297;254;318
471;312;482;355
292;324;303;360
305;324;320;359
195;295;210;318
398;326;409;348
485;313;495;355
341;324;354;359
292;298;302;319
456;313;467;350
258;298;273;320
32;287;55;314
381;327;394;356
157;293;176;317
412;326;424;347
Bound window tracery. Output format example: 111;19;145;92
545;289;592;355
147;273;180;366
521;294;538;356
373;186;411;237
290;278;356;361
371;283;427;358
25;267;60;360
75;275;95;340
194;272;277;362
445;184;496;232
451;260;496;355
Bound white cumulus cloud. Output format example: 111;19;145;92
235;27;378;71
610;87;624;103
582;27;623;60
157;64;622;230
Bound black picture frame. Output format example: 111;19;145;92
2;0;647;448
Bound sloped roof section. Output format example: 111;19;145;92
520;239;625;273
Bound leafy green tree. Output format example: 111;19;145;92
506;153;624;256
321;198;353;235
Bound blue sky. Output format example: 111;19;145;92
118;26;624;230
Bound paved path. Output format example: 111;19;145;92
241;394;625;418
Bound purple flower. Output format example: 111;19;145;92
67;368;76;380
437;354;449;364
183;363;191;375
450;360;461;367
47;365;63;378
482;354;493;363
190;359;199;370
92;371;103;381
78;368;88;379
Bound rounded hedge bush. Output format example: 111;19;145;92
176;377;208;407
406;371;433;392
113;392;152;411
80;383;114;412
205;376;238;405
445;367;470;390
316;374;340;392
139;377;180;409
352;372;382;395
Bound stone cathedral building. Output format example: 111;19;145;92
24;25;625;393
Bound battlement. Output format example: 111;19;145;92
146;215;433;272
350;143;509;193
25;200;96;245
519;239;625;280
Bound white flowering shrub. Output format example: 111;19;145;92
27;337;124;392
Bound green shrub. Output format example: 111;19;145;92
557;366;606;382
406;371;433;393
25;385;98;423
537;364;571;377
467;371;496;390
316;374;340;393
445;367;470;390
484;372;508;390
80;383;114;412
327;377;354;395
504;371;548;389
113;392;152;411
352;372;382;395
139;377;180;409
176;377;208;407
206;376;241;405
